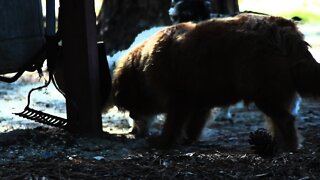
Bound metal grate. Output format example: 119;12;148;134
14;106;67;128
14;73;68;129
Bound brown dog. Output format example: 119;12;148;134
111;14;317;151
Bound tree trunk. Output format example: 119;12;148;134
97;0;171;55
212;0;239;15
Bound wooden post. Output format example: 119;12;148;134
59;0;102;135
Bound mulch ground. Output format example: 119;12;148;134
0;98;320;179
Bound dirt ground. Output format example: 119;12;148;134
0;72;320;179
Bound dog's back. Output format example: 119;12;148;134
144;14;308;106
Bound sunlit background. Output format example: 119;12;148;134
41;0;320;24
41;0;104;16
239;0;320;23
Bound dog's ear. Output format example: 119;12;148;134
291;16;302;22
304;41;312;48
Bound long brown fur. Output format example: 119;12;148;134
111;14;319;151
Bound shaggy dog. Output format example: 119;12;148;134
111;14;317;151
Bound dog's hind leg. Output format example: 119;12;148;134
255;97;300;152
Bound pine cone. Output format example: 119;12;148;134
248;128;277;157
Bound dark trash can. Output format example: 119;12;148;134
0;0;45;74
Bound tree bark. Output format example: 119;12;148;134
212;0;239;15
97;0;171;55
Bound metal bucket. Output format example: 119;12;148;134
0;0;45;74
